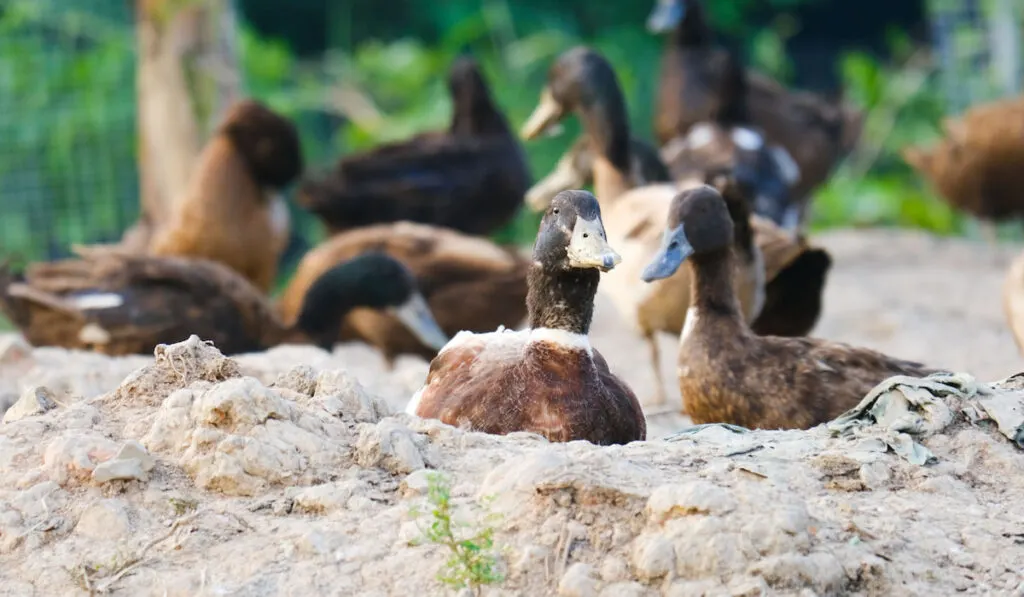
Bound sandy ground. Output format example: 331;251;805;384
0;229;1022;596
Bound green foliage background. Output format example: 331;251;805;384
0;0;1020;278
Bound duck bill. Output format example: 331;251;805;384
391;292;450;351
525;152;584;212
566;217;621;272
647;1;685;33
520;87;566;141
642;225;694;282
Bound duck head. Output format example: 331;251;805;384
642;185;733;282
218;99;304;190
520;47;626;141
447;54;504;136
534;190;620;273
297;252;449;351
647;0;688;33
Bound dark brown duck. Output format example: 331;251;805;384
642;186;939;429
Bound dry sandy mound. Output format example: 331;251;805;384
0;337;1022;596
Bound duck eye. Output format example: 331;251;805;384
552;208;560;215
582;233;589;238
668;241;679;249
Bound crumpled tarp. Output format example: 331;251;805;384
828;372;1024;465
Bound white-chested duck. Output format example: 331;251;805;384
642;186;940;429
406;190;646;445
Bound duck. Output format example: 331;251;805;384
647;0;863;206
641;185;940;429
902;95;1024;242
148;99;302;293
521;46;825;404
277;221;530;364
0;246;448;358
297;55;531;238
406;190;645;445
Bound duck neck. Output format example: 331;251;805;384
688;248;746;330
672;3;713;48
581;99;633;203
526;265;598;335
450;82;507;136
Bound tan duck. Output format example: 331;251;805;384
278;221;530;364
902;95;1024;241
407;190;645;445
0;246;446;357
642;186;940;429
647;0;863;208
297;56;531;238
149;99;302;292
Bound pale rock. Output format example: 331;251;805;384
77;499;132;540
400;469;435;496
346;495;375;511
728;577;771;597
315;369;387;422
92;458;146;483
59;404;101;430
11;481;67;518
559;562;599;597
294;530;340;556
116;440;156;471
664;579;730;597
514;545;552;575
273;365;319;397
750;552;846;593
859;461;891;490
0;392;16;419
356;418;425;474
288;480;364;515
2;386;57;423
631;533;674;580
598;555;629;582
196;377;291;431
43;432;119;486
646;481;737;522
598;581;650;597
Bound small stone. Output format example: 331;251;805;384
646;481;737;522
664;579;730;597
401;469;434;496
295;530;337;556
3;386;58;423
599;581;650;597
858;461;891;490
513;545;552;575
598;555;629;582
60;404;101;430
558;563;599;597
356;419;425;474
43;433;119;486
272;365;319;397
116;440;156;471
77;499;132;540
288;481;363;516
315;369;386;422
632;533;674;580
92;458;147;483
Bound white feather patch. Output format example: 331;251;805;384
69;292;124;310
680;307;699;345
269;193;291;237
405;386;425;416
731;127;764;151
769;145;801;185
528;327;592;354
78;323;111;345
685;123;716;150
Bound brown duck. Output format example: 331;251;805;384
149;99;303;292
0;247;446;357
297;55;531;237
641;185;940;429
407;190;645;446
278;221;530;364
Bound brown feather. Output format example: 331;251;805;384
415;335;645;445
903;95;1024;222
149;99;301;292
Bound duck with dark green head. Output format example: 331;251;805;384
407;190;646;446
642;186;940;429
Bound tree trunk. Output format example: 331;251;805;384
126;0;242;251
